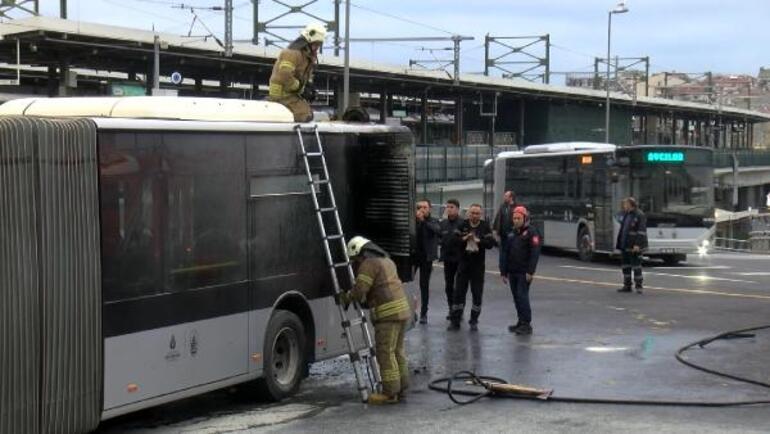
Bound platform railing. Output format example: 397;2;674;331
415;145;518;183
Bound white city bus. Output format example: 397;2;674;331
485;142;714;264
0;97;415;433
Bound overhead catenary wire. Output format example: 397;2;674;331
430;324;770;407
349;1;454;36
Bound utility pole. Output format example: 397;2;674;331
251;0;258;45
224;0;233;56
153;35;160;93
343;0;350;111
453;35;461;86
60;0;66;18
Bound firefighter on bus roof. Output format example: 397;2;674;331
268;23;326;122
340;236;411;405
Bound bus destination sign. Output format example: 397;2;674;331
646;151;685;163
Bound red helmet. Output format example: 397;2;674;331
512;205;529;218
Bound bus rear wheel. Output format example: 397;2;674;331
257;310;307;401
577;227;595;262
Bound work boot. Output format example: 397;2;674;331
419;315;427;325
508;322;522;333
515;323;533;335
469;321;478;332
617;286;632;293
367;393;399;405
447;322;460;331
635;284;644;294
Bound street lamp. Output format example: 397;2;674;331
605;1;629;143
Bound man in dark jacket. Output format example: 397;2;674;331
493;191;517;271
439;199;464;320
500;205;541;335
415;199;441;323
616;197;648;294
448;204;496;331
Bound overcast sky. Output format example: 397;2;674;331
31;0;770;83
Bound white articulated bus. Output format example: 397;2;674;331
0;97;416;433
485;142;714;264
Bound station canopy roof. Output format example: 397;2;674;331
0;16;768;122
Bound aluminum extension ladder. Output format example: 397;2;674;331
295;124;382;402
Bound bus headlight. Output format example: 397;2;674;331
698;240;710;257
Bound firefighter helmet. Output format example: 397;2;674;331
301;22;327;44
346;236;370;258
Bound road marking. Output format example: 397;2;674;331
650;265;731;270
585;346;628;353
732;272;770;276
480;268;770;301
559;265;757;284
559;265;615;273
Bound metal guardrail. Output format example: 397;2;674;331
415;145;518;183
713;149;770;169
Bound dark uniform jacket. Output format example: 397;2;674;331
456;219;496;265
500;224;542;276
616;208;648;251
350;256;411;323
439;217;464;263
416;216;441;263
492;201;515;238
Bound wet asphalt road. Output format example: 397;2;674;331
98;250;770;433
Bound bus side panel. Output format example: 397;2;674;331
101;131;251;412
38;118;103;433
0;117;42;434
0;117;103;433
103;313;249;410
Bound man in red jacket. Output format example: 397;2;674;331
500;206;541;335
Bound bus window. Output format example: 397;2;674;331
163;133;247;291
100;132;163;302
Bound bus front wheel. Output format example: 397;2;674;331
257;310;307;401
662;254;685;266
577;227;595;262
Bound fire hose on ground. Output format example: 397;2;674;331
428;324;770;407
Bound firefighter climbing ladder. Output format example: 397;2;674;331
295;124;382;402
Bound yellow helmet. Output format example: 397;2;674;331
346;236;370;258
301;22;327;44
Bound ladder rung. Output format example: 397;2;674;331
325;234;344;240
332;261;350;268
318;207;337;213
341;317;365;328
350;349;372;362
305;151;324;157
312;179;330;186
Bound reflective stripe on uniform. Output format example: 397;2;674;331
268;82;284;97
278;60;295;71
372;297;409;320
380;368;400;382
356;273;374;288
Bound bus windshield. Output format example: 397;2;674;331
619;147;714;227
